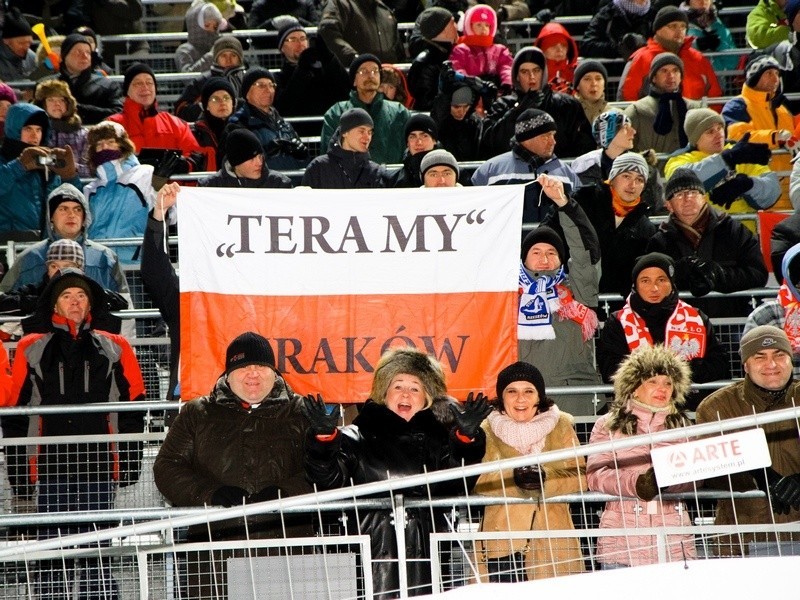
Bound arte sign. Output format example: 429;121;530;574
177;186;524;401
650;428;771;486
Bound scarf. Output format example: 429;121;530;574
777;283;800;352
651;90;688;147
511;140;546;168
518;264;598;341
614;0;651;16
618;294;706;359
457;34;494;48
672;202;710;249
610;185;641;218
577;96;608;127
488;406;561;455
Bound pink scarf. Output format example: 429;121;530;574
487;407;560;455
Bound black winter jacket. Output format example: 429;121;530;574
301;143;385;189
174;64;246;122
580;2;656;60
46;68;124;126
305;400;485;598
199;160;293;188
407;41;453;112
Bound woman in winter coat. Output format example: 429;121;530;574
190;77;236;172
34;79;91;177
598;252;729;411
473;361;586;582
304;347;491;598
587;344;698;569
517;174;602;416
449;5;513;90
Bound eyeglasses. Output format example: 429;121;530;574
208;94;233;104
357;68;380;77
669;190;704;201
252;80;276;90
131;79;156;89
285;35;308;44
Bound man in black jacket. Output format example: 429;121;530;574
199;128;292;188
407;7;459;111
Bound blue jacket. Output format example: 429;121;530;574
0;103;81;236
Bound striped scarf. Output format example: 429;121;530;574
777;283;800;353
618;295;707;359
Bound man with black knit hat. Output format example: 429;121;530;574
619;6;721;101
515;173;601;416
303;107;385;188
0;7;35;82
272;17;349;130
109;63;205;173
174;34;247;122
41;33;123;126
646;168;768;316
388;113;440;188
321;53;410;164
697;325;800;532
200;128;292;188
407;7;460;111
572;60;609;126
224;66;308;170
623;52;702;154
473;108;581;224
482;46;594;160
318;0;404;68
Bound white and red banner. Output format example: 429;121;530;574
177;185;524;402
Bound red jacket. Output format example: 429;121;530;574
535;22;579;94
109;97;202;160
619;37;722;101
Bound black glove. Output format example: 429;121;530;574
534;8;553;23
720;132;772;168
773;473;800;511
752;467;792;515
513;465;545;491
152;150;183;190
211;485;249;507
635;467;659;501
709;174;754;209
619;33;647;60
298;47;322;70
118;440;142;488
694;29;721;51
248;485;281;503
265;138;308;159
496;5;508;21
448;392;492;439
687;259;724;297
303;394;340;436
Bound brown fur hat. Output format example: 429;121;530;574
34;79;80;127
86;121;136;170
369;347;447;409
607;345;692;435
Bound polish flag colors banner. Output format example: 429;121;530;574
177;185;524;402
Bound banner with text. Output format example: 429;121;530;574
178;185;524;401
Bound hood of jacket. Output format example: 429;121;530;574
4;102;49;142
535;22;578;66
186;0;223;50
46;181;93;240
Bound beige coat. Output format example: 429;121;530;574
473;412;586;580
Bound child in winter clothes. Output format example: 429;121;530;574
534;21;579;94
175;0;229;73
450;5;513;91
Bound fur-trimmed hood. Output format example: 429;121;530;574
607;345;692;434
35;79;81;128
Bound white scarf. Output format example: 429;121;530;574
488;406;561;456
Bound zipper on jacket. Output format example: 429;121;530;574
84;360;90;394
59;362;65;395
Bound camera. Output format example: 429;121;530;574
37;154;66;168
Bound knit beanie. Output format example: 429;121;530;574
652;5;688;32
649;52;684;82
212;35;244;64
520;225;565;264
60;33;92;64
514;108;556;143
573;59;608;90
225;332;276;374
240;67;274;99
745;55;781;89
122;62;156;95
2;8;33;39
348;53;381;84
740;325;793;364
48;268;94;309
451;85;474;105
608;152;649;182
664;168;705;201
226;129;263;167
339;107;373;135
201;76;236;112
404;113;438;141
684;108;725;148
592;110;630;149
420;149;459;178
631;252;675;286
46;239;85;269
0;83;17;104
369;347;446;407
418;7;454;42
495;361;546;403
277;17;305;50
512;47;547;90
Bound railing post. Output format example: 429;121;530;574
393;493;409;599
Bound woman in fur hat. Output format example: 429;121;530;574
304;347;491;598
586;344;698;569
34;79;90;177
473;361;586;582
